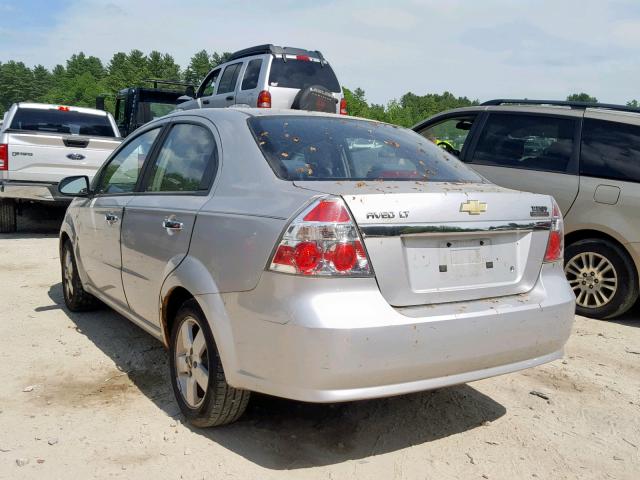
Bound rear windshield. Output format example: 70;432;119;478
269;58;341;93
10;108;115;137
248;116;484;182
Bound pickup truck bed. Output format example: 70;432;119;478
0;103;121;232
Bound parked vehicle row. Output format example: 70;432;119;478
57;107;575;426
0;103;121;232
415;99;640;319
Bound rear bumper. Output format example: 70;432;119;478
198;262;575;403
0;180;68;202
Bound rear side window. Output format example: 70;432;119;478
143;124;216;193
472;114;575;173
248;116;484;182
581;119;640;183
418;115;476;158
216;63;242;95
241;59;262;90
10;108;115;137
268;58;341;93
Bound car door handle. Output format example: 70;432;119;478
105;213;119;225
226;95;234;101
202;99;210;105
162;218;184;231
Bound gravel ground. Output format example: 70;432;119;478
0;208;639;479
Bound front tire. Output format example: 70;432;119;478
564;239;638;319
169;300;250;427
0;199;17;233
61;240;100;311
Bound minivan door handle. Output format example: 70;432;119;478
105;212;119;225
162;218;184;231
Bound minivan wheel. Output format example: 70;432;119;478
564;239;638;319
0;199;17;233
169;300;250;427
61;241;100;311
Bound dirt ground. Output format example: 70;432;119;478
1;208;639;480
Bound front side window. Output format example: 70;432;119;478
248;116;484;182
96;128;160;194
144;124;216;192
472;114;576;173
241;59;263;90
418;116;476;158
216;63;242;95
581;119;640;183
199;69;221;97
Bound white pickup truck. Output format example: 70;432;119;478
0;103;121;232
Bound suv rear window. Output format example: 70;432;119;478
248;116;484;182
10;108;115;137
268;59;341;93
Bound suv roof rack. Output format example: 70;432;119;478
143;79;194;89
481;99;640;114
227;44;325;63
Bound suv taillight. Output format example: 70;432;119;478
339;97;347;115
257;90;271;108
269;197;371;276
544;198;564;263
0;144;7;171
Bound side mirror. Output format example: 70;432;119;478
58;175;91;197
176;95;194;104
185;85;196;97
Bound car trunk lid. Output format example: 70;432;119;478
294;181;553;306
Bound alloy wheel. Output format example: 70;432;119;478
565;252;618;309
174;316;209;409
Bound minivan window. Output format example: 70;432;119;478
472;114;575;173
581;119;640;183
241;59;262;90
268;58;341;93
10;108;115;137
144;124;216;192
418;116;476;158
248;116;484;182
216;63;242;95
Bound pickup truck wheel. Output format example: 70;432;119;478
564;239;638;319
170;300;250;427
61;241;100;311
0;199;17;233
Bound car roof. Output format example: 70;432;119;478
414;101;640;130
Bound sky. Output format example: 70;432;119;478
1;0;640;105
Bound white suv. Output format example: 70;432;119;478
178;44;346;114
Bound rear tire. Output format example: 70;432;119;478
564;239;638;319
0;199;17;233
61;240;100;311
169;299;250;427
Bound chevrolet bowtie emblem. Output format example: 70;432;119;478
460;200;487;215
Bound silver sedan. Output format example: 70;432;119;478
58;108;575;427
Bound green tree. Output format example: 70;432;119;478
184;50;214;85
627;100;639;108
0;61;34;113
147;51;181;80
567;92;598;103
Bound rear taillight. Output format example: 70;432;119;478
269;197;371;276
0;144;7;171
544;199;564;263
257;90;271;108
339;97;347;115
296;55;311;62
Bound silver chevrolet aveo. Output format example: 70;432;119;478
58;108;575;427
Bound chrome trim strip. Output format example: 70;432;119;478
359;221;552;238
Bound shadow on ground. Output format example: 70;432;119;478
43;282;507;470
611;301;640;327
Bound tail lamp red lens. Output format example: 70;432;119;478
339;97;347;115
270;197;371;276
296;55;311;62
0;144;7;171
544;199;564;263
257;90;271;108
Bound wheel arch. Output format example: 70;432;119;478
564;228;638;277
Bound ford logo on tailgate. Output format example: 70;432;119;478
66;153;85;160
